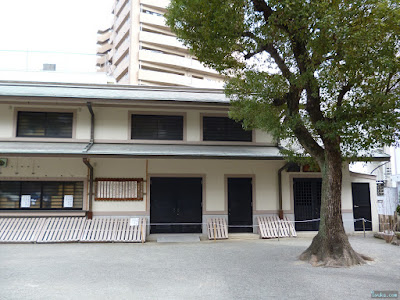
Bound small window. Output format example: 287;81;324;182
0;181;83;210
95;178;143;201
131;114;183;140
203;116;252;142
17;111;73;138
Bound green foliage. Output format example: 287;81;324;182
167;0;400;163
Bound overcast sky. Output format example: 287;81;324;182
0;0;114;72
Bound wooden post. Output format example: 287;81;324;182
362;218;365;238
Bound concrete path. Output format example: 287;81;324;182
0;235;399;300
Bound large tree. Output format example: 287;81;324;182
166;0;400;266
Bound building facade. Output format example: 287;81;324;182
0;81;384;234
96;0;224;88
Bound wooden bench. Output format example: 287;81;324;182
207;218;228;240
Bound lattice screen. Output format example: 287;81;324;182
95;178;143;201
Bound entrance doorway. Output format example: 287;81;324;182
227;177;253;233
352;183;372;231
150;177;202;233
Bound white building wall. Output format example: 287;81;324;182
0;104;13;138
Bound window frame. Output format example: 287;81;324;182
0;179;86;211
128;111;186;143
14;108;77;140
200;113;254;143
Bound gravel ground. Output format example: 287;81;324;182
0;235;399;300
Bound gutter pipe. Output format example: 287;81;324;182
83;158;94;220
84;102;94;152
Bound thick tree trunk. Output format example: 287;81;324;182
299;148;373;267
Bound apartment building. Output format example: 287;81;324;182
96;0;224;88
0;81;385;234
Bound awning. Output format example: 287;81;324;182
0;142;284;160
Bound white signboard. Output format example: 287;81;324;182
21;195;31;208
63;195;74;208
130;217;139;227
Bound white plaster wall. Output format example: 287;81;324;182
94;107;129;140
255;130;275;144
90;158;147;212
0;157;87;178
75;108;91;140
0;104;13;138
1;103;276;144
341;166;354;210
186;111;200;141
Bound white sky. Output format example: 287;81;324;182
0;0;114;72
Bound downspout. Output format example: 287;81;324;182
278;163;290;219
83;158;94;220
84;102;95;152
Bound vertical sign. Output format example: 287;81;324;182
21;195;31;208
63;195;74;208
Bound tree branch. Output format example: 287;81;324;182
251;0;274;21
386;73;400;95
285;87;325;162
337;83;352;107
264;44;292;79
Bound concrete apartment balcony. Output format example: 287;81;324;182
114;21;130;48
138;69;223;88
97;30;112;44
141;0;169;10
115;0;130;17
97;43;112;55
114;38;130;65
140;12;168;29
139;31;185;51
113;56;129;80
96;55;107;66
115;5;131;33
138;50;219;76
97;65;107;72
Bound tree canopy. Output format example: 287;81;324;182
166;0;400;163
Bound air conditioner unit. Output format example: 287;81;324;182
0;158;8;167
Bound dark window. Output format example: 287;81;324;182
131;114;183;140
17;111;73;138
203;116;252;142
0;181;84;210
